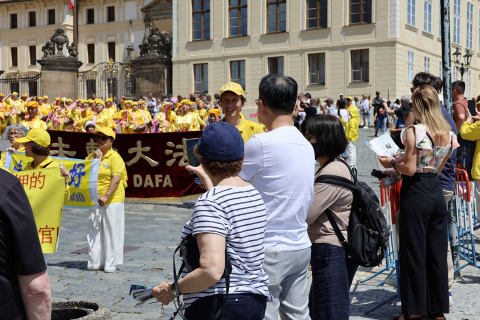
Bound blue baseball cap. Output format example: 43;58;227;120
198;122;244;161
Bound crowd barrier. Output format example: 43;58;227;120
455;169;480;272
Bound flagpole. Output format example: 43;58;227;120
73;0;78;46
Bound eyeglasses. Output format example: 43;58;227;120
95;135;113;141
9;131;22;137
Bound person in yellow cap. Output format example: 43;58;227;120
48;97;69;130
75;99;116;131
21;94;28;102
159;101;176;127
0;124;29;168
220;82;264;143
85;127;127;272
105;98;119;120
168;100;199;132
196;99;208;122
118;100;133;133
183;100;205;130
37;96;50;119
5;92;25;125
20;101;47;130
121;100;152;133
15;128;70;263
208;108;221;124
0;94;11;134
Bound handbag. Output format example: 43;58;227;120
172;234;232;320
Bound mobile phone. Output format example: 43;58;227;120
185;138;200;167
468;100;477;116
371;169;389;180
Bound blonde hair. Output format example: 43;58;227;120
411;85;451;137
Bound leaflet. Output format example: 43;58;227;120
365;134;399;157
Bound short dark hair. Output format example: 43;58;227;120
337;99;346;109
31;141;49;156
306;115;347;158
452;80;465;94
412;72;440;92
259;74;298;115
194;145;244;176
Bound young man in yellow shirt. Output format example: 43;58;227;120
220;82;264;143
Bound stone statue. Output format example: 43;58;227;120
159;31;173;58
41;40;55;57
139;40;149;57
147;28;162;55
50;29;69;56
67;42;78;58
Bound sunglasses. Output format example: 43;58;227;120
95;135;113;141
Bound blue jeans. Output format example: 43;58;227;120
375;117;387;136
185;293;267;320
367;109;372;126
308;243;358;320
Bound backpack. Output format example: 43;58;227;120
315;158;389;267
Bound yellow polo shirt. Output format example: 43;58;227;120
223;113;265;143
86;149;128;205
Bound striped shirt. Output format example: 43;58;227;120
180;185;272;309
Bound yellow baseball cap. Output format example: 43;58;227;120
15;128;51;148
21;94;28;98
95;99;105;106
220;82;244;98
105;98;113;102
0;94;5;98
208;109;221;116
347;96;353;101
94;127;116;140
43;95;49;99
12;92;19;96
25;101;39;109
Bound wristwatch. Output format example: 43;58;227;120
392;162;399;171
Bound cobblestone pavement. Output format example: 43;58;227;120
2;128;479;319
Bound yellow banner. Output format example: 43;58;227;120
13;167;64;253
5;151;100;209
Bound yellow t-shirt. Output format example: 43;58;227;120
86;149;128;205
223;113;265;143
25;156;70;204
0;146;25;168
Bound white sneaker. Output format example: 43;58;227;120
385;277;397;287
363;126;369;129
449;291;453;306
104;267;116;273
87;267;99;271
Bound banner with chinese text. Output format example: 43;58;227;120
46;130;204;203
5;151;100;209
14;167;65;253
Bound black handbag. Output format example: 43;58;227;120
172;234;232;320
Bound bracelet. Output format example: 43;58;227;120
392;162;398;171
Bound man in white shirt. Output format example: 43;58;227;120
147;93;157;115
240;74;314;320
360;94;371;128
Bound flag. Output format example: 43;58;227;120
69;0;74;10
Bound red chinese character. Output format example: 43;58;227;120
38;225;55;244
30;172;46;190
15;174;29;188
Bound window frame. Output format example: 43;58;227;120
308;53;326;85
48;9;56;25
107;42;116;61
29;11;36;27
424;0;432;33
230;60;246;89
87;8;95;25
306;0;328;29
194;63;208;93
107;6;115;22
192;0;211;41
267;0;287;33
466;2;473;50
349;0;372;25
229;0;248;37
453;0;461;45
351;49;369;82
28;81;38;97
407;0;416;27
407;51;415;83
268;56;284;75
424;56;430;73
87;44;95;64
29;46;37;66
10;13;18;29
11;47;18;67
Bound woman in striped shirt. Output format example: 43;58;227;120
152;122;272;320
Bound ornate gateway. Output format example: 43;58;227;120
77;58;136;100
0;70;42;97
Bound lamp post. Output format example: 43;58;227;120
453;47;472;80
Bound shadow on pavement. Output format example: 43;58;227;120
49;260;88;270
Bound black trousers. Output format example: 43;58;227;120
399;173;449;315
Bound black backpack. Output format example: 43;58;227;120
315;158;389;267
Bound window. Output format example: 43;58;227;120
267;0;287;33
87;9;95;24
308;53;326;85
307;0;328;29
453;66;459;81
268;57;284;75
10;14;17;29
424;56;430;72
193;0;210;40
48;9;55;25
11;47;18;67
229;0;247;37
107;6;115;22
11;83;19;94
194;64;208;93
466;70;471;98
351;49;369;82
407;51;415;83
439;60;443;79
230;60;245;89
87;44;95;64
424;0;432;33
29;46;36;65
86;80;96;99
350;0;372;24
29;12;36;27
108;42;115;61
28;81;38;97
453;0;461;45
407;0;416;27
466;2;473;49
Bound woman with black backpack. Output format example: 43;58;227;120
305;115;358;320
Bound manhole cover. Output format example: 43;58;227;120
145;268;164;272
